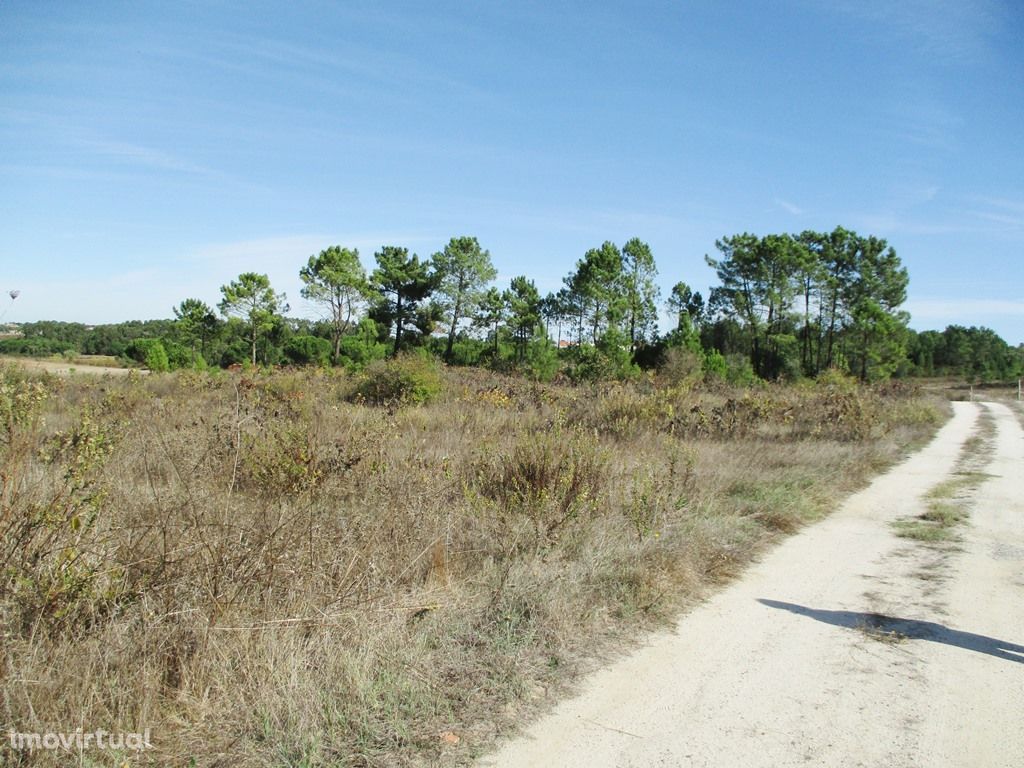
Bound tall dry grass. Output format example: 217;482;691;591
0;363;944;766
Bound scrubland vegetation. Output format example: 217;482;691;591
1;361;943;766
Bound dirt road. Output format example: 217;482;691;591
482;401;1023;767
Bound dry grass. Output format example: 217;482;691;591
0;364;944;766
0;355;138;377
893;410;994;543
857;615;911;645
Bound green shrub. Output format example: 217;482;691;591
219;338;250;367
703;349;728;379
447;337;488;367
567;329;639;382
284;335;332;367
125;338;170;371
0;337;69;356
338;319;389;370
353;354;443;405
815;367;859;393
162;339;195;369
125;338;171;372
660;346;704;386
725;353;758;386
525;336;560;381
146;343;169;372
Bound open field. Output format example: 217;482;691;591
0;355;138;376
0;362;944;766
920;377;1023;404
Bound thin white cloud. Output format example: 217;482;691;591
3;233;442;324
848;213;965;237
80;139;216;176
963;197;1024;230
828;0;1001;63
5;269;201;325
973;196;1024;214
66;136;272;194
906;298;1024;319
970;211;1024;229
188;232;441;320
189;233;437;271
847;189;1024;239
774;198;804;216
878;93;964;153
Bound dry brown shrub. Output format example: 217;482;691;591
0;365;943;766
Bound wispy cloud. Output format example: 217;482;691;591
829;0;1002;64
48;134;270;193
846;213;965;237
1;109;241;184
80;140;216;176
974;196;1024;214
970;211;1024;229
187;233;439;318
845;196;1024;241
3;233;444;324
965;197;1024;230
7;268;198;325
877;91;965;152
774;198;804;216
148;24;501;118
189;233;437;269
906;298;1024;319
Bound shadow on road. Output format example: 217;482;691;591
758;599;1024;664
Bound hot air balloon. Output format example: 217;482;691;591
0;290;17;321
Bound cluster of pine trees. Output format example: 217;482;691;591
702;228;910;381
5;229;1021;382
906;325;1023;382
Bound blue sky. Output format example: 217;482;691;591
2;0;1023;342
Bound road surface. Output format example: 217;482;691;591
481;401;1023;768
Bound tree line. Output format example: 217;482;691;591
3;230;1021;382
703;228;910;380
